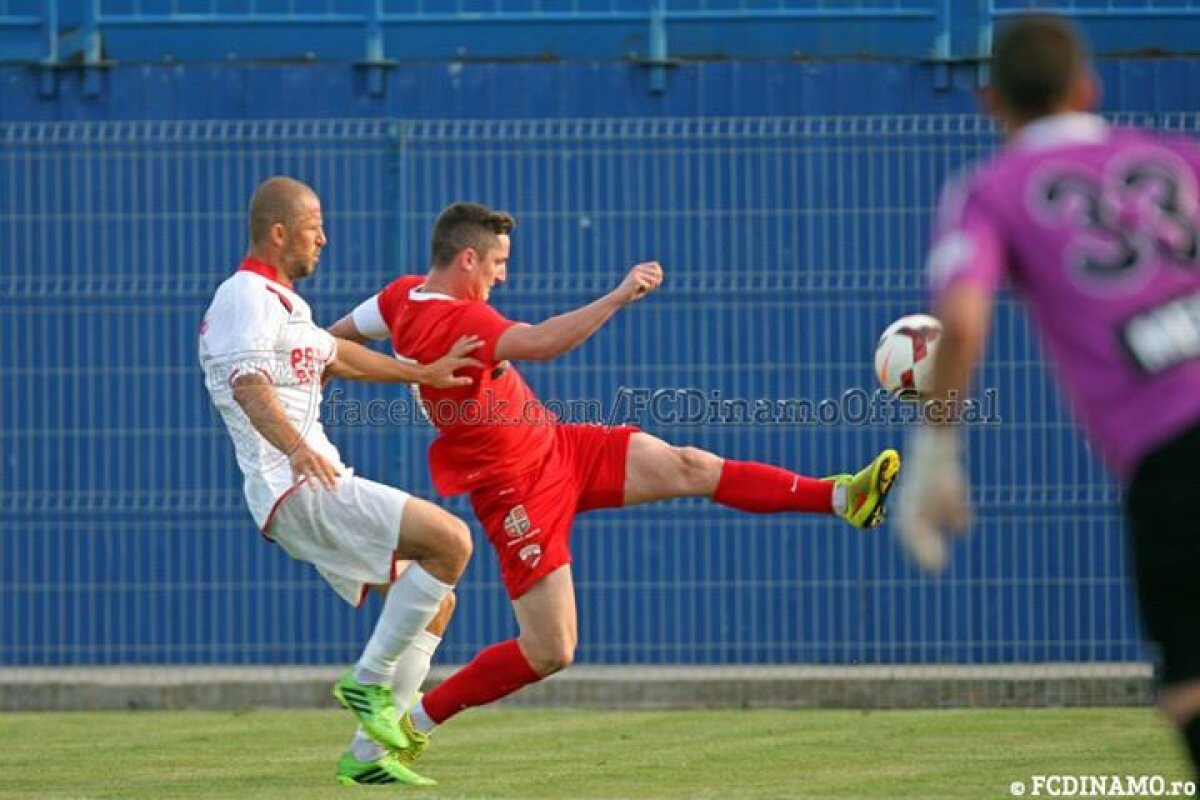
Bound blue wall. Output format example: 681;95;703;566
7;2;1200;66
7;57;1200;122
11;60;981;121
4;55;1199;668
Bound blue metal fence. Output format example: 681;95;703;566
0;113;1152;667
4;1;1200;67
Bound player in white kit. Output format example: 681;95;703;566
199;176;480;786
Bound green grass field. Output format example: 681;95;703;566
0;708;1189;799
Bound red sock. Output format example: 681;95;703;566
713;459;834;514
421;639;541;724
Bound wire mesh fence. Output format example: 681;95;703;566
1;114;1175;704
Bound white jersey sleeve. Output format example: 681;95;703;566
350;293;390;342
201;281;288;388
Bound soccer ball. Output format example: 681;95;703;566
874;314;942;396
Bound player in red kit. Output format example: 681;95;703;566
330;202;900;760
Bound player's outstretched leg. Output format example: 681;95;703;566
622;432;901;528
398;566;574;762
824;448;902;530
335;750;437;787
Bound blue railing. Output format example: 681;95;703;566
39;0;945;65
2;1;1197;74
987;1;1200;56
0;0;48;63
3;2;1199;69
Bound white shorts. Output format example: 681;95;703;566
264;472;412;606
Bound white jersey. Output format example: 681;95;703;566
199;261;344;528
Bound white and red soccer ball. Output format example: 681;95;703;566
874;314;943;396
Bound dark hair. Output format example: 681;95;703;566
430;203;515;268
249;176;317;245
991;15;1088;119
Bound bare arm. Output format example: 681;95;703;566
326;336;483;387
495;261;663;362
328;313;368;344
894;282;993;570
495;296;622;362
324;312;374;387
232;373;340;489
894;177;1006;571
927;283;994;418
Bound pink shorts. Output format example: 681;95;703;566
470;424;638;599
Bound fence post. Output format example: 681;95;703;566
37;0;57;97
634;0;678;95
362;0;391;97
976;9;993;88
929;0;990;91
81;0;102;96
391;121;409;274
932;0;952;90
648;1;668;94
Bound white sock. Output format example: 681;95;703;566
392;630;442;711
355;565;452;684
832;482;847;516
409;699;437;734
349;727;386;762
345;633;440;759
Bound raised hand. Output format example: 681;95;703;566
615;261;664;305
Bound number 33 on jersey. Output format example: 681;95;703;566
926;114;1200;478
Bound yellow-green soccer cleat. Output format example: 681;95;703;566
829;448;901;530
394;708;431;765
335;750;437;787
332;669;409;751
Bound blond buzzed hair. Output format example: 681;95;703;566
248;176;317;245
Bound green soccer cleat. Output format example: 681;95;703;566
829;448;901;530
335;750;437;787
332;669;409;751
394;708;431;766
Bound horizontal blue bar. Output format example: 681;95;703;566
991;9;1200;18
7;2;1197;64
91;9;936;24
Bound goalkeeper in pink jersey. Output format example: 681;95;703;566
896;15;1200;781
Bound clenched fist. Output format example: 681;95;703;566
614;261;664;305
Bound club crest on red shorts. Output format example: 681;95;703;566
503;505;531;538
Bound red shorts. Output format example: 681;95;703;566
470;423;638;599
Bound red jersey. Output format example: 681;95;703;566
370;276;557;495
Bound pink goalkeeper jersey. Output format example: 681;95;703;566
929;113;1200;480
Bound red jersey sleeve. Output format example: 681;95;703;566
454;302;521;364
376;276;423;330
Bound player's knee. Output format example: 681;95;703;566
526;640;576;676
676;447;721;493
418;512;471;581
547;644;576;674
440;516;473;575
